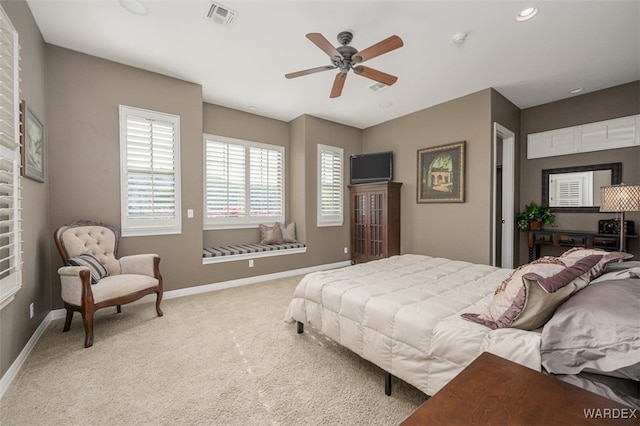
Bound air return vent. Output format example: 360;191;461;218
206;2;237;27
369;82;388;92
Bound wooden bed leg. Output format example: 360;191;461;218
385;372;392;396
296;321;304;334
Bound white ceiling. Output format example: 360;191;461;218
26;0;640;129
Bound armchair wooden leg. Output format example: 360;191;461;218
116;305;122;313
81;305;95;348
155;291;164;317
63;308;73;332
82;315;94;348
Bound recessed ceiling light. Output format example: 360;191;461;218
516;7;538;22
569;87;585;94
379;101;393;109
452;32;468;45
248;105;257;111
119;0;148;16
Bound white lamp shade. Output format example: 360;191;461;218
600;184;640;212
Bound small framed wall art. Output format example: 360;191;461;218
20;101;44;182
417;141;465;203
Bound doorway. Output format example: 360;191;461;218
492;123;515;268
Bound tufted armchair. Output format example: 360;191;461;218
54;221;163;348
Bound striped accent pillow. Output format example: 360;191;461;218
67;253;109;284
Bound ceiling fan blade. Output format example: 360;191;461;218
285;65;336;79
306;33;343;61
353;35;403;64
330;72;347;98
353;66;398;86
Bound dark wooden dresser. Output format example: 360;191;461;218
400;352;636;425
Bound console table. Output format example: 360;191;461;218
527;229;637;262
400;352;634;425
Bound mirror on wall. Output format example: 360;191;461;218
542;163;622;212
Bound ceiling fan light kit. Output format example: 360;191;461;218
285;31;403;98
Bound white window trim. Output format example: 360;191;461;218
203;134;285;230
0;6;22;310
317;144;344;227
119;105;182;237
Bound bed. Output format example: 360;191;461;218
284;251;639;404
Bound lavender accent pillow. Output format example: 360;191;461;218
461;257;565;330
524;255;602;293
560;248;633;280
462;255;602;330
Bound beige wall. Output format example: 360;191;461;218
362;89;494;264
46;46;205;304
0;1;50;380
45;48;361;308
295;115;362;263
518;81;640;263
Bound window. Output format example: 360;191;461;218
0;6;22;310
119;106;181;236
549;171;593;207
317;144;343;227
204;134;284;229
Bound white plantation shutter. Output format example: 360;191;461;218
203;134;284;229
204;140;246;220
119;106;181;236
549;171;593;207
249;146;283;217
317;144;343;227
0;5;22;309
557;180;581;206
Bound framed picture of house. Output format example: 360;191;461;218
417;141;465;203
20;101;45;182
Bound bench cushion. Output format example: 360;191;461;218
203;242;306;258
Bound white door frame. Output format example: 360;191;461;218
492;123;515;268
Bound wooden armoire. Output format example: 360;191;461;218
349;181;402;264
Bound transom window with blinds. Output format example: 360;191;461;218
0;5;23;310
203;134;284;229
317;144;344;227
119;105;181;237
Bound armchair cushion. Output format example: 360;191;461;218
57;267;159;306
67;253;108;284
92;275;159;304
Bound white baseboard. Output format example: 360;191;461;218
0;309;64;399
0;260;349;400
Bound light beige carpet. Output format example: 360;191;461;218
1;275;427;425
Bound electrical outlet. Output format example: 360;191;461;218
29;303;34;319
344;247;348;254
249;259;254;268
187;209;194;219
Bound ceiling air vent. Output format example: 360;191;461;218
206;2;238;27
369;82;388;92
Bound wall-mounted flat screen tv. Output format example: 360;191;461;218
350;151;393;184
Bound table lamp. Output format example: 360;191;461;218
600;183;640;252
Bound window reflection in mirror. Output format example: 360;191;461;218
548;170;611;207
542;163;622;213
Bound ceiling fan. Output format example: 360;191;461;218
285;31;403;98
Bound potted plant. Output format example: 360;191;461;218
516;201;555;230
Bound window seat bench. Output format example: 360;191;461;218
202;242;307;264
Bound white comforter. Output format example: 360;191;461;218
285;254;541;396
